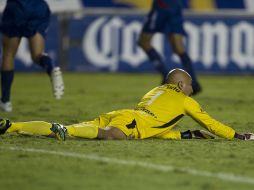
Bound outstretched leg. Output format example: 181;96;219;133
0;118;66;141
1;117;127;141
2;119;67;141
6;121;53;136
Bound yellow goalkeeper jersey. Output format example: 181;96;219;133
130;84;235;139
77;84;235;140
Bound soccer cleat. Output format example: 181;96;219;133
191;130;216;139
50;123;67;141
0;100;12;112
0;118;12;134
50;67;64;99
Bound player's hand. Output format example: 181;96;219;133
240;133;254;140
235;133;254;140
191;130;216;139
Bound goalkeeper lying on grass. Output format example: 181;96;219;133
0;68;253;141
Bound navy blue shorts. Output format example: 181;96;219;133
0;0;51;38
142;0;185;35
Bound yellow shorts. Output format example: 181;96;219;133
79;109;139;139
79;109;181;140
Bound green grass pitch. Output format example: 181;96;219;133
1;73;254;190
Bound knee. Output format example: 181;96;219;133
138;39;151;51
170;38;186;55
31;53;52;65
98;127;126;140
31;54;42;63
138;34;152;51
171;44;185;55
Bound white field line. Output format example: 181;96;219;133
2;146;254;185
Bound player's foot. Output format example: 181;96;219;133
0;100;12;112
50;67;64;99
191;130;216;139
50;123;67;141
0;118;12;134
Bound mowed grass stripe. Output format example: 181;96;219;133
3;146;254;185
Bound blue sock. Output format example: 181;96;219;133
146;48;168;77
179;53;199;87
1;70;14;103
38;55;54;75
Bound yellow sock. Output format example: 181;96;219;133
7;121;52;136
66;123;98;139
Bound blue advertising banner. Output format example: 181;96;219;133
5;12;254;74
67;13;254;73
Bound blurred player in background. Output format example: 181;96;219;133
0;0;64;112
138;0;201;94
1;68;253;141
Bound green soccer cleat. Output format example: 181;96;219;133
50;123;67;141
0;118;12;134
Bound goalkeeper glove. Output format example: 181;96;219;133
234;133;254;140
181;130;216;139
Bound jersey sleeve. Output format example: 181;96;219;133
184;97;235;140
